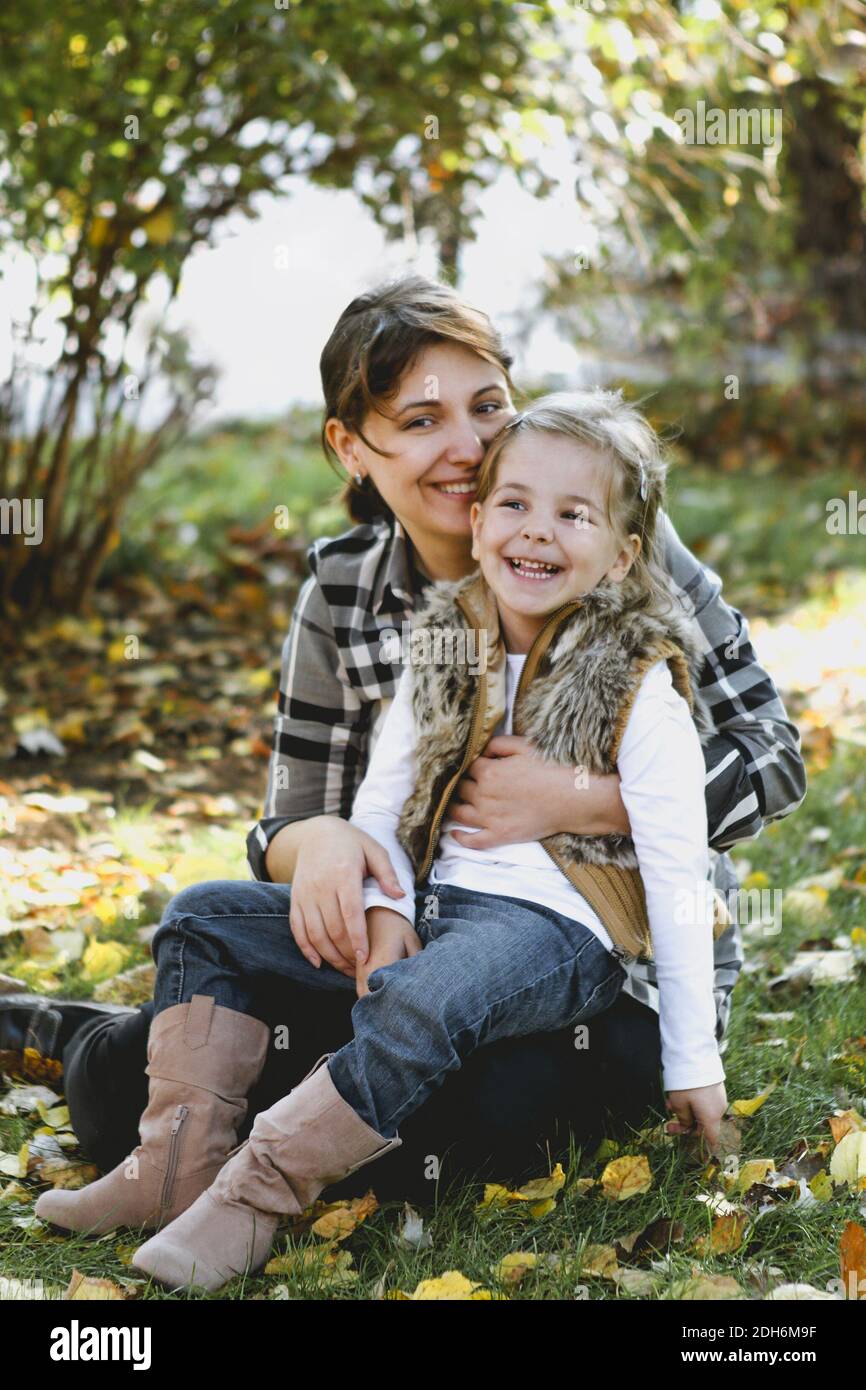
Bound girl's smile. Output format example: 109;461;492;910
470;433;641;653
504;555;563;581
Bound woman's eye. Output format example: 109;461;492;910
476;401;504;415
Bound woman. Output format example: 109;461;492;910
13;274;806;1215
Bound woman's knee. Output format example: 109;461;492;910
589;994;661;1073
163;878;284;924
459;1030;575;1123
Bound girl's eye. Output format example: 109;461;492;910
404;416;435;430
499;500;593;524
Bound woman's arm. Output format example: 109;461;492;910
247;572;376;883
659;509;807;849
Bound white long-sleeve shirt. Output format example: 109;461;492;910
349;653;724;1093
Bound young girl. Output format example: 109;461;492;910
130;389;729;1292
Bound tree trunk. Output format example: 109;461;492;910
785;77;866;336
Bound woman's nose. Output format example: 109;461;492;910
444;418;485;464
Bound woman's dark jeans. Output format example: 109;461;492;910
63;882;665;1206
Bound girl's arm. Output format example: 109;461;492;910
616;659;725;1095
347;661;420;926
245;567;407;975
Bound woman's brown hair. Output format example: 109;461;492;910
320;273;516;524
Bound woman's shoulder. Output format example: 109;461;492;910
302;515;410;629
410;573;474;623
304;515;393;581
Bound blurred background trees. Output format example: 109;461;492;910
0;0;863;617
530;0;866;445
0;0;564;613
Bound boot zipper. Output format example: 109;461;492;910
345;1134;403;1177
159;1104;189;1214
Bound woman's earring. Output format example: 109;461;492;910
353;472;364;486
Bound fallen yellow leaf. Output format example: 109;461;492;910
730;1082;778;1116
600;1154;653;1201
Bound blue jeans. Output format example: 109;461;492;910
151;878;626;1138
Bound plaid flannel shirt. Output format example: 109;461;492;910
246;512;807;1049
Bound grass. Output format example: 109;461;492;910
3;744;863;1301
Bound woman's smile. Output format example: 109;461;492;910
429;477;478;503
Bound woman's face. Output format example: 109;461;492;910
326;341;514;544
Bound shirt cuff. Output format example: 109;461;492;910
362;882;416;926
662;1050;726;1093
246;817;295;883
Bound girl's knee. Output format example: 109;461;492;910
364;958;477;1035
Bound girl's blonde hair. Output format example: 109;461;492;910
474;388;677;618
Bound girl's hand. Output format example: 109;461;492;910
665;1082;729;1152
355;907;423;1000
290;818;407;977
444;735;630;849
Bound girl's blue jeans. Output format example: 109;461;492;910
151;877;626;1138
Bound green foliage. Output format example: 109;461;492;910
0;0;574;613
534;0;866;379
0;0;567;294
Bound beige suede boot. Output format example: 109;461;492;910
35;995;271;1235
132;1053;402;1291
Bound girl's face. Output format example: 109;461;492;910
325;341;514;547
469;432;641;651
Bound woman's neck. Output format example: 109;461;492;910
405;526;476;583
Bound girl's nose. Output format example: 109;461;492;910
522;518;552;542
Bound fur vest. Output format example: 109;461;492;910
395;567;731;961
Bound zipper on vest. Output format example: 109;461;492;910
417;674;486;881
417;594;582;882
159;1104;189;1214
511;597;584;734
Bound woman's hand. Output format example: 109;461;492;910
665;1082;729;1153
355;907;423;999
289;817;407;978
444;734;631;849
